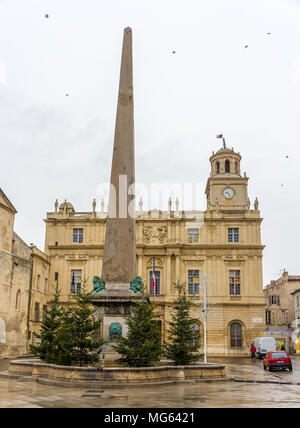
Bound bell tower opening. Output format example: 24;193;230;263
225;160;230;173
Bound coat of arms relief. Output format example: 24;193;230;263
143;224;167;244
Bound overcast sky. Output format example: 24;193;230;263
0;0;300;286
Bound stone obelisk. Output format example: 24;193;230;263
93;29;138;358
102;27;136;285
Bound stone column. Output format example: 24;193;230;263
166;254;172;295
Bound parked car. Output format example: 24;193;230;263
263;351;293;372
254;337;276;359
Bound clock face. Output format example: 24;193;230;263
223;188;235;199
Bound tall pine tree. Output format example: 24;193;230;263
30;284;64;363
114;295;162;367
165;281;201;365
56;283;104;367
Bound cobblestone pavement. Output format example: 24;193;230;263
0;357;299;408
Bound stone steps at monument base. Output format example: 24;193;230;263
37;376;178;390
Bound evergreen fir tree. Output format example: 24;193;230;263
56;283;104;367
114;294;162;367
165;281;201;365
30;284;64;363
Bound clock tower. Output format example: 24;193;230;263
205;147;250;211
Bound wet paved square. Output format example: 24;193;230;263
0;357;300;408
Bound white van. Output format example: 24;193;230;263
254;337;277;359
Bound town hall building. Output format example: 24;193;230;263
43;146;266;356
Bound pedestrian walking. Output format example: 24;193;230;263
251;344;256;359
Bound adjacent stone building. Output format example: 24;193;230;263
0;188;49;357
264;271;300;353
291;289;300;354
44;146;266;357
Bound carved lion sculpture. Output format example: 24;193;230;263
93;276;105;293
130;276;144;294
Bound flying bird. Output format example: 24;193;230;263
267;32;271;35
244;45;249;49
172;51;176;54
45;14;49;19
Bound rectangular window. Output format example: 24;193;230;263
42;305;47;321
36;274;40;290
54;272;58;281
73;228;83;243
228;228;239;243
187;228;199;243
270;295;280;305
266;310;271;325
229;270;241;295
271;311;275;325
188;270;199;295
149;271;160;295
281;311;286;325
34;302;40;322
44;279;48;294
71;270;82;294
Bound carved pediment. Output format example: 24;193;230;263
224;257;246;266
146;257;164;268
182;257;204;266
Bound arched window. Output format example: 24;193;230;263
230;322;243;348
15;290;21;311
235;161;239;175
216;161;220;174
225;159;230;173
190;322;201;347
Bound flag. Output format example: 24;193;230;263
152;257;156;293
71;271;75;293
216;134;223;139
235;272;239;285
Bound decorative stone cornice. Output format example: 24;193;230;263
47;244;104;250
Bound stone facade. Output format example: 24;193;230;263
29;247;50;346
292;289;300;322
264;271;300;353
0;189;49;357
44;147;266;356
291;289;300;354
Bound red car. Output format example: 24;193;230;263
263;351;293;372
